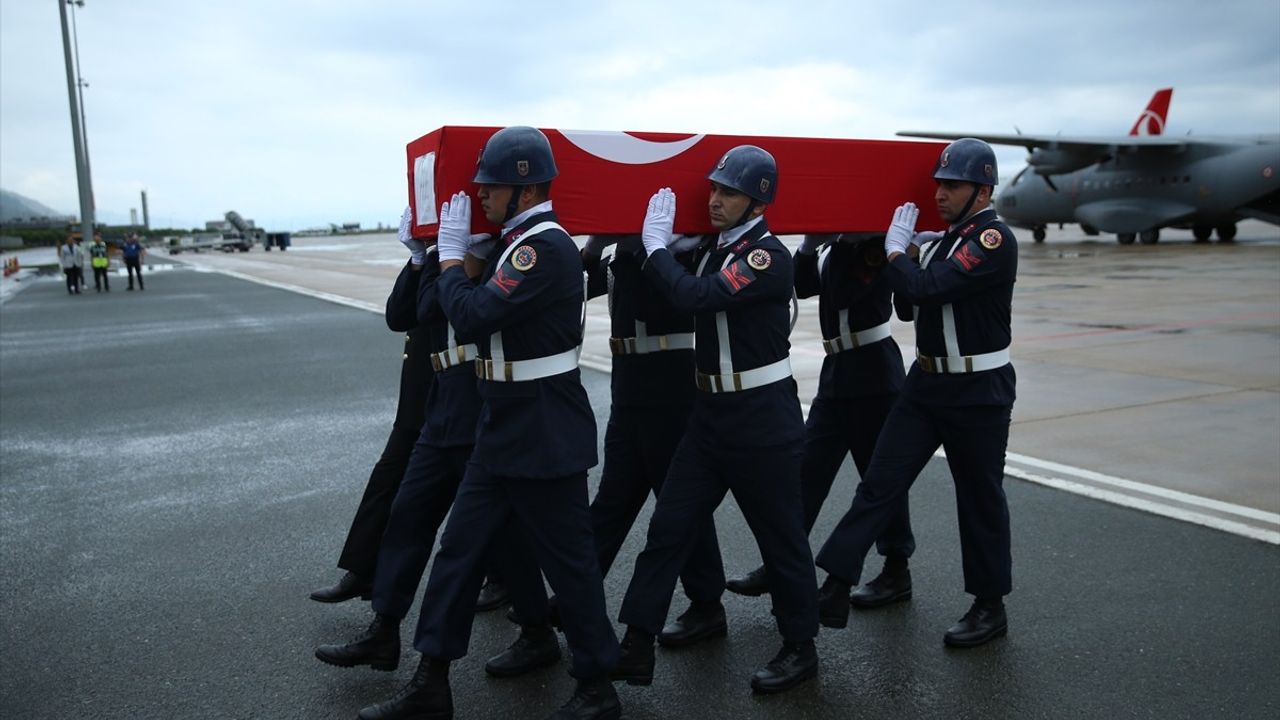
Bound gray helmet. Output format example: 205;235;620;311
473;126;559;185
707;145;777;203
933;138;998;186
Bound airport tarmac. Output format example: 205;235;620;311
1;265;1277;719
155;220;1280;543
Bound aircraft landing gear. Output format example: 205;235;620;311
1033;226;1046;243
1193;224;1213;243
1139;229;1160;245
1216;223;1237;242
1117;233;1136;245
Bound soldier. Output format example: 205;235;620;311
578;231;727;648
612;146;819;694
814;138;1017;648
356;127;619;720
725;225;926;614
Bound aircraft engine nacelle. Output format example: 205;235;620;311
1027;148;1105;176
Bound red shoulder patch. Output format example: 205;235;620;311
718;260;757;294
488;266;524;296
952;243;984;272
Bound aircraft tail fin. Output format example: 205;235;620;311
1128;88;1173;136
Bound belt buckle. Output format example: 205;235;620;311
656;335;669;352
609;337;624;355
502;361;514;382
919;354;935;373
431;354;444;373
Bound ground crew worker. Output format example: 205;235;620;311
726;228;926;613
612;146;819;694
59;239;80;295
89;237;110;292
814;138;1017;648
579;232;727;647
356;127;620;720
121;234;144;291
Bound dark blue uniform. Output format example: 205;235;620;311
793;240;913;556
333;262;434;580
816;208;1017;599
415;206;618;681
620;219;818;643
584;245;725;603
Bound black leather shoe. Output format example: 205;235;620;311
309;571;372;604
750;640;818;694
609;627;654;686
358;656;453;720
725;565;769;596
850;566;912;609
315;613;400;671
475;580;511;612
657;602;727;648
817;576;852;629
944;599;1007;648
484;624;561;677
544;677;621;720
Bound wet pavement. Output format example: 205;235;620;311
2;259;1278;719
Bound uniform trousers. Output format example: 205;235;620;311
816;396;1013;598
802;394;914;557
415;462;618;680
591;403;725;603
93;266;110;291
336;424;419;579
126;259;144;289
620;434;818;643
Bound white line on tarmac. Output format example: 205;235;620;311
196;265;1279;546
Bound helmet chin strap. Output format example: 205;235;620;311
502;186;523;224
728;200;759;230
953;184;984;226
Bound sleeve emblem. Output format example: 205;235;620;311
511;245;537;271
747;248;772;270
979;229;1004;250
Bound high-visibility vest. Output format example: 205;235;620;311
90;245;109;268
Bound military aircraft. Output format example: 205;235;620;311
899;89;1280;244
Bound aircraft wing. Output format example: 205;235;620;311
896;131;1190;152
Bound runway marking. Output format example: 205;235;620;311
192;264;1279;546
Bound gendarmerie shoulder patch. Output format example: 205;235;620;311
511;244;537;271
979;228;1004;250
747;248;772;270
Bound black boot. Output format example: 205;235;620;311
608;626;654;686
310;570;373;603
943;597;1007;648
475;579;511;612
817;575;852;629
315;613;400;671
750;639;818;694
657;601;727;648
850;558;912;609
484;624;561;677
725;565;769;597
358;655;453;720
545;676;621;720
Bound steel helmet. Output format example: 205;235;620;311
707;145;778;203
473;126;559;185
933;138;998;186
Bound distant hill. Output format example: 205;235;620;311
0;189;70;223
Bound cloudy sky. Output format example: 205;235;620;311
2;0;1277;230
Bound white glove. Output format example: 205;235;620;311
669;234;701;253
437;192;472;263
398;206;426;265
884;202;919;257
911;230;943;247
641;188;675;256
466;234;496;260
583;235;615;256
799;233;837;255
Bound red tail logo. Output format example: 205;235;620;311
1128;88;1173;136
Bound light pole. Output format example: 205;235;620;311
70;0;94;215
58;0;94;242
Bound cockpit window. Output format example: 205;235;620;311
1012;167;1030;186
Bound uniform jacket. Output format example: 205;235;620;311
585;245;695;409
416;246;482;448
643;218;804;448
887;208;1017;407
794;240;905;399
436;208;597;478
385;260;435;432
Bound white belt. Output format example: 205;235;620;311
430;344;477;372
609;333;695;356
695;357;792;393
823;320;891;355
916;348;1010;374
476;348;579;382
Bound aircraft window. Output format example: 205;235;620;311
1012;168;1029;186
1184;175;1191;183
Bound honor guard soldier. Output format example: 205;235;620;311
726;227;922;613
315;211;545;680
815;138;1017;647
356;127;620;720
310;209;435;606
578;231;727;647
613;146;819;694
